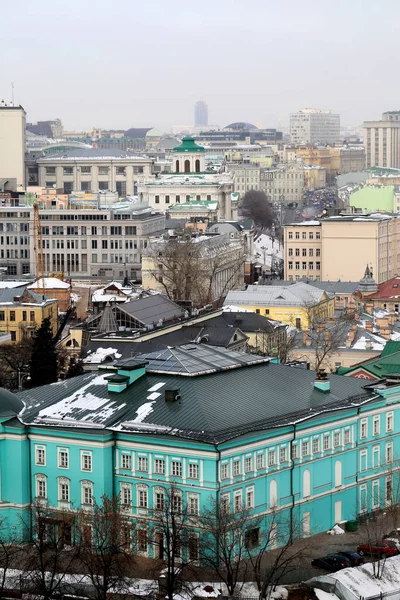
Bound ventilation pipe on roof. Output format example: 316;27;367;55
314;369;330;393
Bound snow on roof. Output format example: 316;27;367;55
84;347;122;364
222;305;255;313
310;555;400;600
28;277;70;290
0;281;29;289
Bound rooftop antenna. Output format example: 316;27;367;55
11;82;14;105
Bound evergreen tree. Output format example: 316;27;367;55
66;354;84;379
29;317;58;387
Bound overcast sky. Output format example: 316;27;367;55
1;0;397;132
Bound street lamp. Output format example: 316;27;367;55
17;368;31;391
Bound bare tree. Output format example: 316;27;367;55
200;497;257;597
246;511;306;599
239;191;274;230
76;495;134;600
147;483;198;600
21;501;79;600
145;233;245;307
0;340;33;390
0;517;23;599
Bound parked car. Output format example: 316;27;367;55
337;551;364;566
357;540;399;558
311;553;352;572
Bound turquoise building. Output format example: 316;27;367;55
1;344;400;555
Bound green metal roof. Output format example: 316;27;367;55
173;136;205;153
338;346;400;378
380;341;400;357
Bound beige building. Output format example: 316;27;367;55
0;201;165;279
37;149;153;196
259;162;304;205
296;145;365;178
303;165;326;190
142;233;245;305
290;109;340;145
284;215;400;283
363;111;400;168
227;163;261;195
0;103;26;187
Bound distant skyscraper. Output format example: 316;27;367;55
363;111;400;169
194;101;208;127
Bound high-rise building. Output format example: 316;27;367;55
0;102;26;187
194;100;208;127
363;111;400;169
290;109;340;145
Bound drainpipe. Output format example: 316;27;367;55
289;424;296;543
27;427;33;541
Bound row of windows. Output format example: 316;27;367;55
35;474;93;505
360;412;394;438
44;166;145;176
154;194;212;204
121;455;199;479
288;261;321;270
35;446;92;471
288;231;321;240
289;248;321;257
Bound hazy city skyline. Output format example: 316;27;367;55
2;0;398;131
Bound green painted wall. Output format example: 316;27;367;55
349;186;394;212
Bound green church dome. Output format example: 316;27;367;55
0;388;24;417
172;136;205;153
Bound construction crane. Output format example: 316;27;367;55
33;203;45;284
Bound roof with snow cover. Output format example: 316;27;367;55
16;345;375;443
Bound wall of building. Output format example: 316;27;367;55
0;106;26;187
0;299;58;343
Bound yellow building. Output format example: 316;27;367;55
303;165;326;190
0;287;58;343
224;282;334;330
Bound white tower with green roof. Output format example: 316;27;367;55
172;136;205;173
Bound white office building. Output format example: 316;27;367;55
290;109;340;145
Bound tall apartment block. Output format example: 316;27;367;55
194;101;208;127
290;109;340;145
363;111;400;168
0;102;26;187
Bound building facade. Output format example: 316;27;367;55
37;149;153;196
259;162;305;205
0;287;58;343
0;103;26;187
1;351;399;553
363;112;400;169
290;109;340;145
194;101;208;127
284;216;400;283
0;203;165;279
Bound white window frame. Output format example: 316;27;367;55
279;447;287;463
81;450;92;472
344;429;351;445
58;447;69;469
121;453;131;470
373;415;380;436
58;477;70;503
360;483;367;513
188;463;199;479
138;456;148;472
360;449;367;472
268;450;276;466
35;445;46;466
35;474;47;499
171;461;182;477
372;479;380;509
372;445;380;468
323;435;330;450
221;493;230;514
246;487;254;509
137;485;148;509
302;440;309;457
233;460;241;476
81;480;93;506
245;456;252;473
313;438;320;453
386;476;393;505
154;458;165;475
360;419;368;439
188;493;199;515
221;463;229;480
333;432;341;448
386;442;393;464
154;488;165;510
120;483;132;508
234;491;242;512
387;412;394;432
256;453;265;469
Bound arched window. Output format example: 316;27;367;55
35;474;47;499
269;479;277;508
184;159;190;173
335;460;342;487
195;159;200;172
303;469;311;498
175;160;180;173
